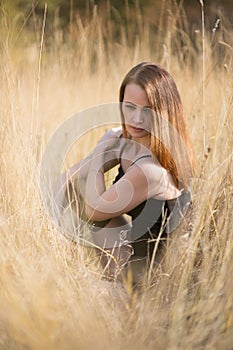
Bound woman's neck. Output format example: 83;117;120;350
133;135;151;149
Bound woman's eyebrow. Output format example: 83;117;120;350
123;101;136;105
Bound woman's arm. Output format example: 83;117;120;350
83;147;180;222
77;128;123;181
53;128;123;214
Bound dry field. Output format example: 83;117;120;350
0;2;232;349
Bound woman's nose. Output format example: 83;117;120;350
132;108;143;124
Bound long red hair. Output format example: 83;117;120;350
119;62;195;189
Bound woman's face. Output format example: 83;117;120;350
122;83;152;143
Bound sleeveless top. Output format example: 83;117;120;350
113;155;191;239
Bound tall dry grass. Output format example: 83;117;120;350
0;1;233;349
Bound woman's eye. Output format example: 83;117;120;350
142;108;152;116
124;104;135;111
123;104;152;116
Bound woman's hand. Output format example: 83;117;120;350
97;127;122;145
95;128;152;167
96;128;122;150
94;128;125;163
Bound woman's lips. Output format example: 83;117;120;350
129;125;145;132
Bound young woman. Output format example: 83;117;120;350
58;62;195;280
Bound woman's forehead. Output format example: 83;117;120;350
123;83;150;107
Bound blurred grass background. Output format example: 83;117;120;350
0;1;233;349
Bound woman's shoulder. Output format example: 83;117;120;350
129;156;181;200
130;154;164;175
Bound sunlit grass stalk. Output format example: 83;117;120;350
35;3;47;134
199;0;206;152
